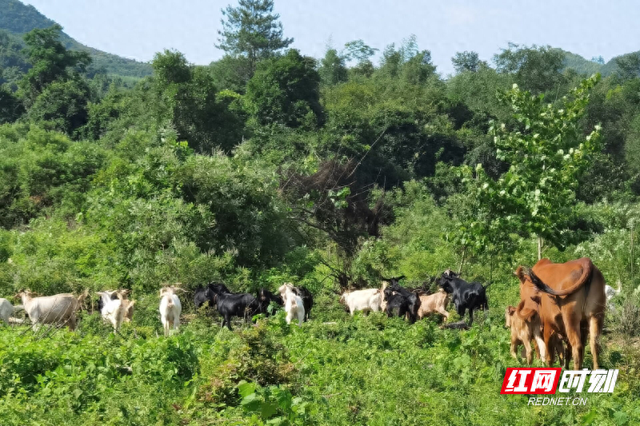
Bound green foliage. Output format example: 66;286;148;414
494;43;566;94
452;51;487;74
18;24;91;105
319;48;348;86
217;0;293;81
246;49;322;128
456;75;603;256
26;77;91;135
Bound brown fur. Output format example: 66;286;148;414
516;258;606;370
417;289;450;321
505;302;538;365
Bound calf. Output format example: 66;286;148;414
278;284;305;326
257;288;283;316
339;288;383;315
505;303;539;365
438;270;491;325
417;289;450;321
213;292;258;330
159;286;182;336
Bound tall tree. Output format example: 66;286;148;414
454;75;602;260
216;0;293;79
452;51;486;74
18;24;91;105
494;43;565;94
245;49;322;128
319;48;348;86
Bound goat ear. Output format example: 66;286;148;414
514;266;527;282
508;306;516;315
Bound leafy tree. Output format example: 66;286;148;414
591;56;605;65
0;86;24;123
455;75;602;259
217;0;293;79
318;48;348;86
151;50;245;153
452;51;486;73
18;24;91;105
26;78;91;135
245;49;322;128
494;43;565;94
343;40;378;65
344;40;377;79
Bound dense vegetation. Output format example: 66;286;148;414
1;0;640;424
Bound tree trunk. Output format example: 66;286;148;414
458;247;467;275
631;224;635;282
537;236;543;261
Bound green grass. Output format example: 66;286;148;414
0;293;639;425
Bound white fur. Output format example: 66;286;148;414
159;287;182;336
339;288;382;315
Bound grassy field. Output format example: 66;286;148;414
0;283;638;426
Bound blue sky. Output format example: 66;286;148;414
21;0;640;75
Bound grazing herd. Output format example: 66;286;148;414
0;256;626;369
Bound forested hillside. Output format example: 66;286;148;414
0;0;152;79
1;0;640;424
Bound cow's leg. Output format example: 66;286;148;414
589;314;603;370
532;323;546;361
468;309;474;326
510;336;518;360
523;338;533;365
543;322;555;366
564;313;583;370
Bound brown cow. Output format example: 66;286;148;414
417;289;450;321
516;258;605;370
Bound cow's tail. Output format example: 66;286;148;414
526;258;593;296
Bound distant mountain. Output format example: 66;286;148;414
560;49;640;78
0;0;152;79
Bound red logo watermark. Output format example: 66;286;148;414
501;368;561;394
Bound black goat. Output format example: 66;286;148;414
257;288;283;315
438;270;491;326
194;282;232;310
384;276;420;324
383;286;410;319
213;292;259;330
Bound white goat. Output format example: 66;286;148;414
278;283;305;326
0;298;16;325
605;282;622;312
159;286;182;336
339;288;383;315
97;291;127;333
18;290;85;331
